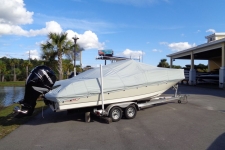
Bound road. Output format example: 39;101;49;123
0;84;225;150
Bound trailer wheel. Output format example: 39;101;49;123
109;107;122;122
124;105;137;119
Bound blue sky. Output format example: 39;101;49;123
0;0;225;67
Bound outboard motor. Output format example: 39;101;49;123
14;66;56;118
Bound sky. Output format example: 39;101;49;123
0;0;225;68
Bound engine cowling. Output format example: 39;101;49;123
14;65;56;118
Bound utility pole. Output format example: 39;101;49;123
72;35;79;77
80;51;82;68
29;50;31;63
27;50;31;77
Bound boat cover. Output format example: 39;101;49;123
45;60;184;102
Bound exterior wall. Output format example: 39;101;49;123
208;57;221;72
216;35;225;40
206;34;225;43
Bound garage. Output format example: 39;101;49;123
167;33;225;88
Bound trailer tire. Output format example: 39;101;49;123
109;107;122;122
124;105;137;119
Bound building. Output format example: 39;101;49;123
167;33;225;88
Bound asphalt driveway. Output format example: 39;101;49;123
0;84;225;150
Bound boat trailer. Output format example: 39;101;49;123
87;84;188;124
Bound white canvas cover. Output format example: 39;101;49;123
45;60;184;102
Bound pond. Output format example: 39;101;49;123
0;87;25;107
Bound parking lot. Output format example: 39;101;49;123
0;84;225;150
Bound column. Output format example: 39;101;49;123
189;51;196;85
208;60;211;72
170;57;173;68
219;43;225;88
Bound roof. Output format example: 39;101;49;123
167;37;225;59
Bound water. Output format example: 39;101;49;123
0;87;25;107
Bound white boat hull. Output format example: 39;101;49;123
49;80;179;111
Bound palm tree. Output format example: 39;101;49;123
62;59;74;78
0;60;6;82
41;32;73;80
14;59;20;81
41;48;57;71
157;59;170;68
22;60;32;79
1;68;7;82
9;59;19;81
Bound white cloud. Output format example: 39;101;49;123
196;30;201;33
206;29;216;33
28;21;63;36
168;42;196;52
0;21;63;36
0;24;27;35
66;30;104;50
152;49;162;52
161;42;196;52
0;0;33;25
0;0;63;36
0;0;110;39
122;49;144;59
26;50;40;60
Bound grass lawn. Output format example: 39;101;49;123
0;81;25;87
0;100;47;139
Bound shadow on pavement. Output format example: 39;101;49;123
163;84;225;98
207;132;225;150
25;108;109;126
0;108;109;128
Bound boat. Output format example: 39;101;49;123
44;60;184;111
14;60;184;118
197;74;219;83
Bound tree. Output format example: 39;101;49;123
183;64;208;72
75;65;82;73
0;60;6;82
14;59;20;81
9;58;19;81
172;65;182;69
157;59;170;68
21;60;32;79
196;63;208;72
1;67;7;82
41;32;73;80
65;45;84;64
62;59;74;78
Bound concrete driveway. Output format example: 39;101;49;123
0;84;225;150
